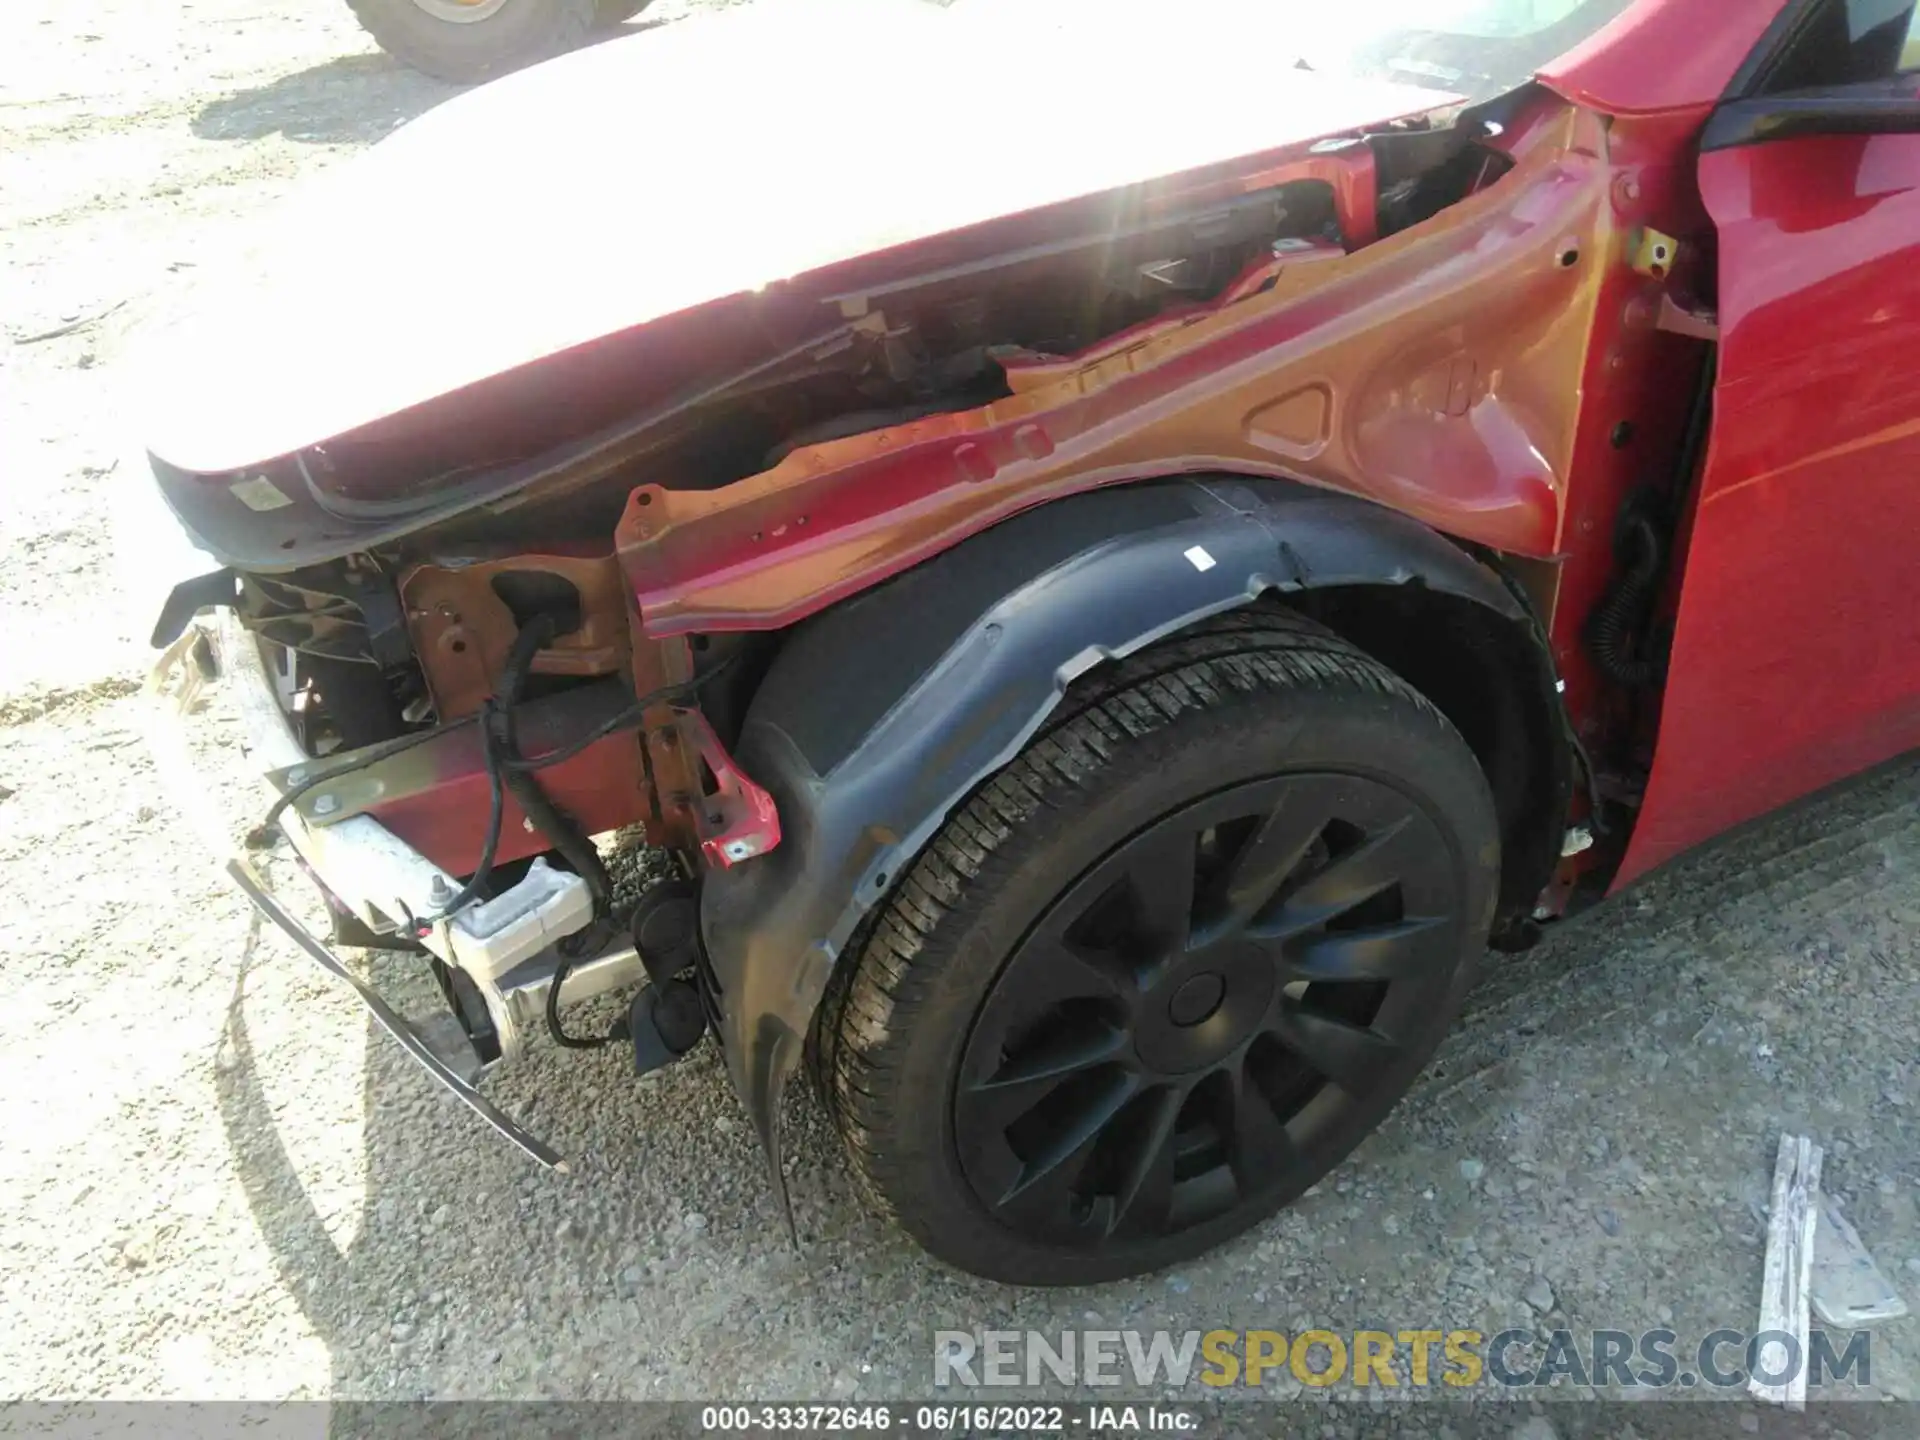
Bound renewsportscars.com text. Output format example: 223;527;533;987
933;1327;1871;1392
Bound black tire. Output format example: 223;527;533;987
348;0;596;84
814;608;1500;1285
595;0;653;24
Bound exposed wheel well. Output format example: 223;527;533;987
701;477;1572;1166
1285;582;1568;939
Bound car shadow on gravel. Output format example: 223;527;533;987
191;19;678;147
212;912;364;1368
192;55;459;145
210;865;879;1405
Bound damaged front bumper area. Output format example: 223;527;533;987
142;612;649;1170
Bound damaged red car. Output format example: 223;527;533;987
120;0;1920;1283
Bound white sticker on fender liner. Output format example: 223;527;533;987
1183;545;1217;573
229;475;293;512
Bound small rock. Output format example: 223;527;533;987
1524;1276;1556;1313
1656;1304;1674;1326
683;1211;708;1231
555;1218;575;1240
1459;1159;1485;1183
1738;1415;1759;1434
615;1265;643;1296
1508;1417;1561;1440
1595;1207;1621;1236
389;1321;414;1342
1905;1258;1920;1275
1382;1216;1401;1237
1167;1275;1191;1294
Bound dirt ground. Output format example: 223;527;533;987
3;1;1919;1434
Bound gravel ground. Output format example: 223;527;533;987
4;2;1920;1433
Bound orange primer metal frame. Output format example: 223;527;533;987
617;101;1622;640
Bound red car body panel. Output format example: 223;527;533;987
1539;0;1786;117
615;101;1617;638
1617;127;1920;885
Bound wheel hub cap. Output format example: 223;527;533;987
951;771;1463;1251
1138;951;1271;1073
1168;973;1224;1027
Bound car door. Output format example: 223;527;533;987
1618;0;1920;885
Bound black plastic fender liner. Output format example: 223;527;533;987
700;475;1560;1175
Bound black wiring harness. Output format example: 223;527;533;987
261;634;738;1047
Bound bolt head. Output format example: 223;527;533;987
311;794;339;817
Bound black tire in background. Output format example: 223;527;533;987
348;0;597;84
813;608;1501;1285
595;0;654;23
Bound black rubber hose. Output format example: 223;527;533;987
1587;511;1666;689
545;913;628;1051
478;612;619;1051
496;707;612;907
425;613;556;920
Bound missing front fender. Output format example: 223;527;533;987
699;475;1564;1200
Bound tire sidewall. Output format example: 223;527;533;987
869;669;1499;1286
351;0;594;82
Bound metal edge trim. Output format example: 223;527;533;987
226;855;569;1172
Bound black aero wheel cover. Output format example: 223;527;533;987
951;770;1463;1253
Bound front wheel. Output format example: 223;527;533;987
814;610;1500;1284
348;0;599;83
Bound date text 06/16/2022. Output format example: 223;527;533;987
698;1404;1197;1432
